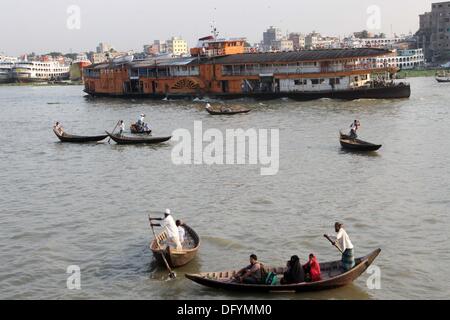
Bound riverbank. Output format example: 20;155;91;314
396;69;441;78
0;81;83;87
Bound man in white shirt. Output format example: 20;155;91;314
118;120;125;136
349;120;360;139
151;209;182;251
331;222;355;271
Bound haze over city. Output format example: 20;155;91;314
0;0;435;55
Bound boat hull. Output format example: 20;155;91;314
185;249;381;293
84;84;411;101
53;129;108;143
206;109;251;115
340;139;382;152
150;225;200;268
106;131;171;145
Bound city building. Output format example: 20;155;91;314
288;33;306;50
144;40;168;56
262;26;283;50
416;1;450;62
96;42;114;54
271;39;294;52
166;37;188;56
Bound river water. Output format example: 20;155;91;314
0;78;449;300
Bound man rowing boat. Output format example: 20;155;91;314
328;222;355;271
349;120;361;139
150;209;182;251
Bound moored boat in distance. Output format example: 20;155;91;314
106;131;171;145
206;104;251;115
150;224;200;268
12;60;70;83
436;70;450;83
186;249;380;293
83;39;411;101
53;128;108;143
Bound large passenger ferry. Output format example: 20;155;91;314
11;60;70;83
83;37;410;100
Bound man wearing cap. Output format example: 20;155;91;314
151;209;182;251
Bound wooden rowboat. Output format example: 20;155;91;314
53;128;108;143
206;108;251;115
340;138;382;152
150;224;200;268
106;131;171;145
186;249;380;293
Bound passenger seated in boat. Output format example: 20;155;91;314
234;254;263;284
54;122;64;135
280;255;305;285
176;220;185;246
303;253;322;282
205;103;213;111
349;120;360;139
220;106;232;113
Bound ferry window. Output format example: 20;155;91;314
294;79;307;85
311;79;319;85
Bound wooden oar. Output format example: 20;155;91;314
149;218;176;279
108;121;120;144
324;234;344;254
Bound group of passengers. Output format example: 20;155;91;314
233;253;321;285
233;222;355;285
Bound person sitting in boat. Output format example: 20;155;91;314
118;120;125;136
150;209;182;251
205;103;213;111
329;222;355;271
220;106;232;113
349;120;361;139
176;220;185;246
280;255;305;285
303;253;322;282
54;122;64;135
234;254;263;284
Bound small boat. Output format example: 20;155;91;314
185;249;380;293
436;71;450;83
150;224;200;268
106;131;171;145
340;138;382;152
53;128;108;143
130;123;152;135
436;77;450;83
206;107;251;115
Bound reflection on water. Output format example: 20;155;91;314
0;78;449;299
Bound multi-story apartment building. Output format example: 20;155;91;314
166;37;188;56
416;1;450;62
288;33;306;50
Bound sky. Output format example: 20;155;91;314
0;0;435;56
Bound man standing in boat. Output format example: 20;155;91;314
349;120;360;139
329;222;355;271
150;209;182;251
118;120;125;136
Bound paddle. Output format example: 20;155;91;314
324;234;344;254
149;217;176;279
108;121;120;144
